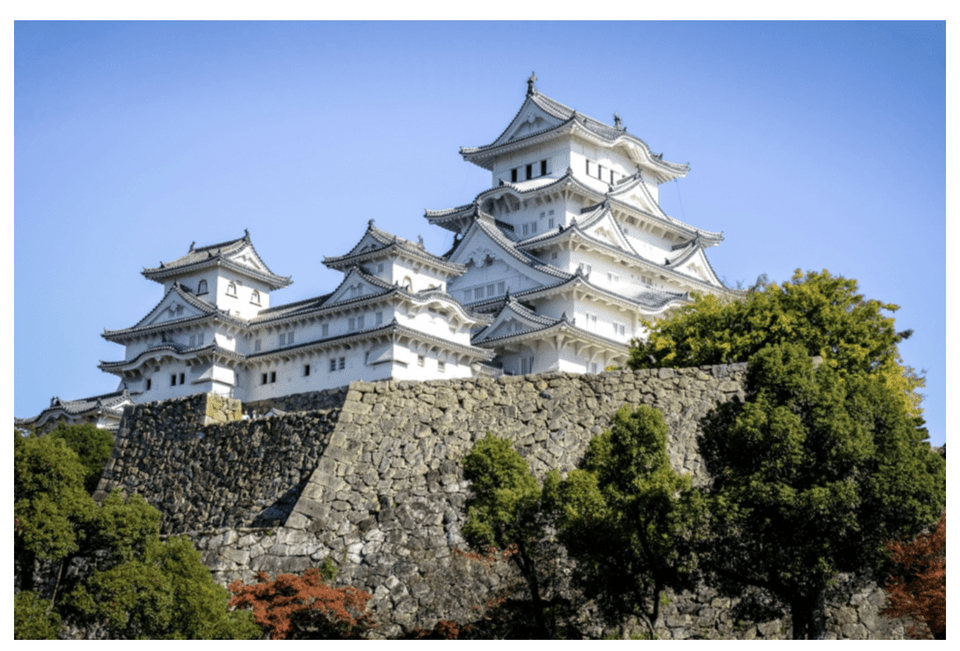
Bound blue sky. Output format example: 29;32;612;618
13;21;947;446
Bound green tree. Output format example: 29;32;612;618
48;423;115;494
544;405;707;638
629;269;924;418
461;433;552;637
698;344;945;639
14;432;259;640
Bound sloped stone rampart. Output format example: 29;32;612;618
95;393;340;533
100;366;907;639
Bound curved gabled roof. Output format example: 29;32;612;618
102;282;246;341
472;307;630;356
324;221;466;276
142;230;292;289
18;388;133;426
460;80;689;183
99;342;245;375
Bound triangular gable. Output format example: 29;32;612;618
339;230;389;259
672;248;724;287
133;285;215;329
473;301;557;344
491;97;566;148
580;210;638;256
322;267;393;307
222;241;272;276
446;220;566;291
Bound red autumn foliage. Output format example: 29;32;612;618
228;568;375;639
881;513;946;639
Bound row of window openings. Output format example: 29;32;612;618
584;160;623;185
521;209;556;237
583;312;628;337
252;313;386;351
510;159;549;183
142;373;184;390
418;356;445;372
467;282;506;302
218;280;261;305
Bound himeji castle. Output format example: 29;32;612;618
20;74;736;431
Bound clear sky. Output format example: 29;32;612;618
13;21;947;446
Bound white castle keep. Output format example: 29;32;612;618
22;75;735;431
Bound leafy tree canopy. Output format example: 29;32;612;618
881;512;946;639
544;404;707;637
48;423;115;494
629;269;924;417
699;343;945;639
14;431;259;640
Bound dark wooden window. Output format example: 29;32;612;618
525;164;533;180
511;168;518;182
540;160;547;175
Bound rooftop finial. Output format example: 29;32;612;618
189;241;195;251
243;228;250;240
367;218;375;228
526;71;537;97
614;112;623;131
417;234;424;247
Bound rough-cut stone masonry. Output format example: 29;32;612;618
96;366;909;639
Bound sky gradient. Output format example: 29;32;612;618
14;21;947;445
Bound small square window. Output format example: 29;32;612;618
487;284;495;297
339;357;345;370
497;282;505;294
548;209;554;216
330;359;337;372
474;288;484;300
551;251;558;260
539;212;545;219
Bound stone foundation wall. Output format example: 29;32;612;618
99;366;907;639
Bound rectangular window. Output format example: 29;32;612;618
170;374;177;387
418;355;425;367
357;315;364;329
548;217;555;229
540;159;547;176
438;360;445;373
376;311;383;326
531;221;537;234
304;364;311;377
487;284;495;297
474;288;484;300
548;209;554;216
179;373;185;385
522;224;529;236
189;335;196;347
586;313;597;329
339;357;345;370
261;373;268;385
511;168;518;182
610;169;615;184
198;333;204;346
551;251;558;260
255;339;262;352
146;378;152;391
349;317;356;331
279;333;286;346
598;164;605;180
322;324;329;337
585;160;591;175
270;371;276;383
497;282;505;294
377;262;384;273
525;163;532;180
539;211;545;219
591;362;598;374
330;359;337;372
